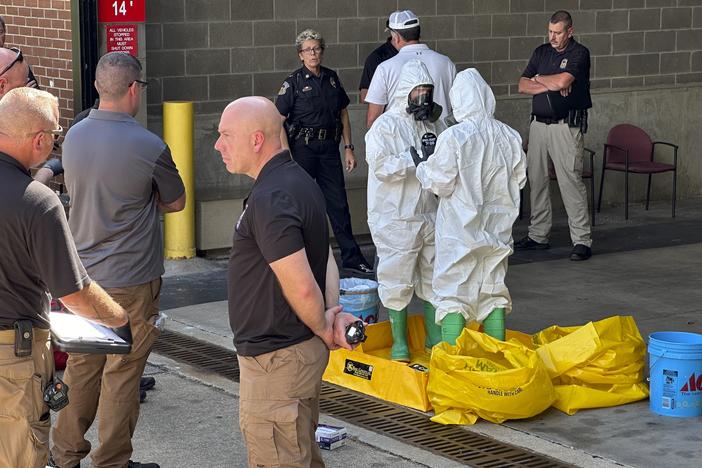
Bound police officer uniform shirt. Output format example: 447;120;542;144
522;38;592;119
276;65;350;132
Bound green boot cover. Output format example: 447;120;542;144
422;302;442;351
483;308;506;341
441;312;466;345
388;308;410;362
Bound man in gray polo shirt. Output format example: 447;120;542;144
51;52;185;468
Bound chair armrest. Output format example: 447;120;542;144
603;143;629;167
583;147;595;172
652;141;678;167
652;141;678;150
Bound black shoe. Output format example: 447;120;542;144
140;376;156;392
514;236;550;250
343;261;374;276
127;461;160;468
570;244;592;261
139;389;147;403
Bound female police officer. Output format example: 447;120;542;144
275;29;372;276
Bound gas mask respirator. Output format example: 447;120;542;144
406;85;442;122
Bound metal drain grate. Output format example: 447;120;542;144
153;330;573;468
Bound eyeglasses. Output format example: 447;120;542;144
300;46;323;55
0;47;23;77
28;125;63;142
130;79;148;89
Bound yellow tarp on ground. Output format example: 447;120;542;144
322;315;432;411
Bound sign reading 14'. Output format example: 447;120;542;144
98;0;145;23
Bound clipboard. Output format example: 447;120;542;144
50;312;132;354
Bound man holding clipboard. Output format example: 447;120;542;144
0;88;128;468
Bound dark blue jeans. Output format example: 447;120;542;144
291;139;366;267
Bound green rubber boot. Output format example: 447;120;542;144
423;302;442;351
388;308;410;362
483;308;506;341
441;313;466;345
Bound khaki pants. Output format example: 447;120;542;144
238;336;329;468
51;278;161;468
0;328;53;468
527;120;592;247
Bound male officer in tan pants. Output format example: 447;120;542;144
0;88;127;468
50;53;185;468
516;10;592;261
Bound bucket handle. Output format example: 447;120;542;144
647;349;667;382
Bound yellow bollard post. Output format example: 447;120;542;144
163;101;195;259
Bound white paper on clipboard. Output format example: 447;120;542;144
49;312;126;344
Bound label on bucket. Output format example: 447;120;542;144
662;369;678;409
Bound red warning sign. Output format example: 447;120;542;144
106;24;138;56
98;0;145;23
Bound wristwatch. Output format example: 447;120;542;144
344;144;354;151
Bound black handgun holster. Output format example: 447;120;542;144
14;320;33;357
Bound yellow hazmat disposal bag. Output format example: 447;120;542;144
533;315;649;415
428;329;555;425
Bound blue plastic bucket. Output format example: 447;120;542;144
648;331;702;417
339;278;379;323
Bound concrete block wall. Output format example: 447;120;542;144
0;0;74;131
143;0;702;250
146;0;702;114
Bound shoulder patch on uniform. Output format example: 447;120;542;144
330;76;337;88
560;58;568;69
278;81;290;96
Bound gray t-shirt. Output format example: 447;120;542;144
0;152;90;329
63;109;184;288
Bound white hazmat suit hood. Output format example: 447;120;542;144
416;68;527;323
365;59;446;311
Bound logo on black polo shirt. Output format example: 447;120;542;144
236;205;248;231
344;359;373;380
560;58;568;69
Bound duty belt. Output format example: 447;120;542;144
296;127;339;144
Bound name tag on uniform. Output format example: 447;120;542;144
302;85;313;92
560;58;568;69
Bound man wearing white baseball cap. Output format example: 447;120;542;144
365;10;456;128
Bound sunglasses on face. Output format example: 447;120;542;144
0;47;23;77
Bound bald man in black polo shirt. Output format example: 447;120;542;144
215;96;359;467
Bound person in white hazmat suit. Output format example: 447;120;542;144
365;59;447;361
416;68;527;344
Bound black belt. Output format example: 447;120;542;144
296;127;338;142
533;115;567;125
